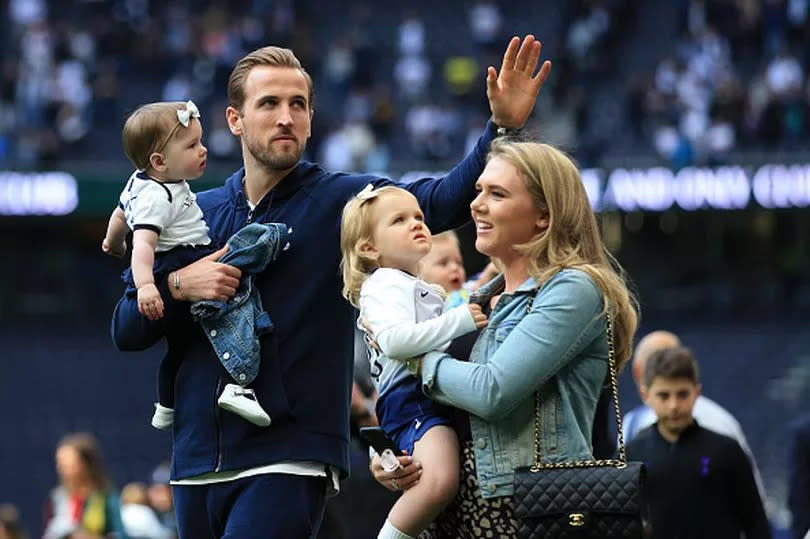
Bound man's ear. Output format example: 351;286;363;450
639;385;649;404
149;152;167;172
307;108;314;138
226;106;242;136
695;383;702;398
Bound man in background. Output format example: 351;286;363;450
627;347;770;539
622;330;764;497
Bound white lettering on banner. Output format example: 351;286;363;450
581;168;603;211
603;168;675;211
753;164;810;209
395;163;810;211
674;167;750;210
0;172;78;215
2;163;809;216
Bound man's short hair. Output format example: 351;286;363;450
643;346;700;387
227;46;314;112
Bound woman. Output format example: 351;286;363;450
371;139;638;538
42;433;126;539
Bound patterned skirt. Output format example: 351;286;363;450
419;441;520;539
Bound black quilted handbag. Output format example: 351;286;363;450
512;314;651;538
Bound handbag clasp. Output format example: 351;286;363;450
568;513;586;527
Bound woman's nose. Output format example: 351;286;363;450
470;194;482;213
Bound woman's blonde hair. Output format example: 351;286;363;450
340;185;414;307
488;139;639;369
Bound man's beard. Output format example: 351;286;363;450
244;129;306;171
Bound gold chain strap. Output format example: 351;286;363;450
528;297;627;472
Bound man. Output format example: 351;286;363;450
627;347;770;539
112;37;551;538
622;330;765;496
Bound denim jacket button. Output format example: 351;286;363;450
239;373;247;381
487;484;497;494
223;352;230;360
477;438;487;449
209;329;217;337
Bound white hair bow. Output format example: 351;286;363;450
177;100;200;127
355;183;377;201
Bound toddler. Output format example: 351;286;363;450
340;184;488;539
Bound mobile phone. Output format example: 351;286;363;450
359;427;405;456
359;427;405;472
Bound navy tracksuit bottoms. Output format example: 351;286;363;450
173;473;327;538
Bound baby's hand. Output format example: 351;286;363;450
138;284;164;320
102;237;127;258
468;303;488;329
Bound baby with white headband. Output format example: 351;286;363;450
104;100;290;431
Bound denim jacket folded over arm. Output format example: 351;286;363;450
421;270;606;422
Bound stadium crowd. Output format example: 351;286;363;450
2;0;808;171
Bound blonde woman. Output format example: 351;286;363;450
371;139;639;538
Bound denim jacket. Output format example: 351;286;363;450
421;268;609;498
190;222;290;385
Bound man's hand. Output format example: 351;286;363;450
138;283;164;320
170;245;242;302
468;303;489;329
488;35;552;129
102;237;127;258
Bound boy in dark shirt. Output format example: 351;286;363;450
626;347;770;539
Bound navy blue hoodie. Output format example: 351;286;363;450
111;123;497;480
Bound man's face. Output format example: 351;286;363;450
642;376;701;439
227;65;312;171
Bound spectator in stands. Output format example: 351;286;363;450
112;35;550;539
627;347;770;539
789;413;810;539
762;45;806;143
146;463;175;536
371;138;639;538
120;482;173;539
622;330;765;497
41;432;126;539
0;504;27;539
469;0;503;53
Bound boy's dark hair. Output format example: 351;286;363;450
643;346;700;387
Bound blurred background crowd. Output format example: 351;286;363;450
0;0;809;538
0;0;810;170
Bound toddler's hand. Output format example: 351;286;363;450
138;284;164;320
102;237;127;258
468;303;488;328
